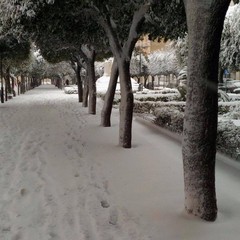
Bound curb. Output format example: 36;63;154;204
134;116;182;145
134;115;240;171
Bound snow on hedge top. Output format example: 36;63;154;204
96;76;140;94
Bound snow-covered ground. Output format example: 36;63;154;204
0;85;240;240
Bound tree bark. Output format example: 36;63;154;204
76;64;83;103
17;77;20;95
0;55;4;103
101;59;118;127
5;78;8;101
21;75;26;94
151;75;154;90
78;46;96;114
144;77;148;88
82;77;89;108
218;65;224;83
6;67;11;95
70;56;85;103
118;59;133;148
87;51;96;115
183;0;230;221
97;3;150;148
11;77;16;96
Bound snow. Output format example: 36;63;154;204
228;93;240;101
0;85;240;240
96;75;140;93
232;120;240;126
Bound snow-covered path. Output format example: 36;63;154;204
0;85;144;240
0;85;240;240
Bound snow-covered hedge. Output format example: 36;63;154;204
133;101;185;114
228;93;240;101
64;85;78;94
134;100;240;115
218;102;240;114
153;106;184;133
134;101;156;113
134;95;177;102
134;88;180;101
97;93;121;105
149;104;240;161
217;121;240;160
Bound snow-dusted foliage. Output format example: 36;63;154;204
220;4;240;70
154;106;184;133
148;48;179;77
130;54;149;77
133;99;185;114
217;121;240;160
175;4;240;72
44;61;75;81
220;103;240;119
134;88;180;102
0;1;53;38
174;35;188;68
14;46;44;77
95;61;104;79
0;1;47;22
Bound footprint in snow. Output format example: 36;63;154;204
101;200;110;208
20;188;27;196
109;207;118;225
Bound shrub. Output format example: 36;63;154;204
218;104;231;115
134;95;178;102
177;85;187;101
146;104;240;161
217;121;240;160
97;93;121;105
133;101;186;114
134;101;156;114
153;106;184;133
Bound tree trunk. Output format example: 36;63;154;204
144;77;147;88
5;78;8;101
137;76;140;84
27;76;30;90
101;59;118;127
82;77;89;108
118;59;133;148
26;76;28;90
98;3;150;148
151;75;154;90
0;55;4;103
11;77;16;96
76;64;83;102
17;78;20;95
218;65;224;83
21;75;26;94
183;0;230;221
87;51;96;115
6;67;12;95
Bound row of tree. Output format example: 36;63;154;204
0;36;42;103
0;0;233;222
0;37;80;103
130;46;179;87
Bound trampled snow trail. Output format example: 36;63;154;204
0;85;147;240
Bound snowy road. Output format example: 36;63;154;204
0;85;239;240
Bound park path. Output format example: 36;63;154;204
0;85;239;240
0;85;147;240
